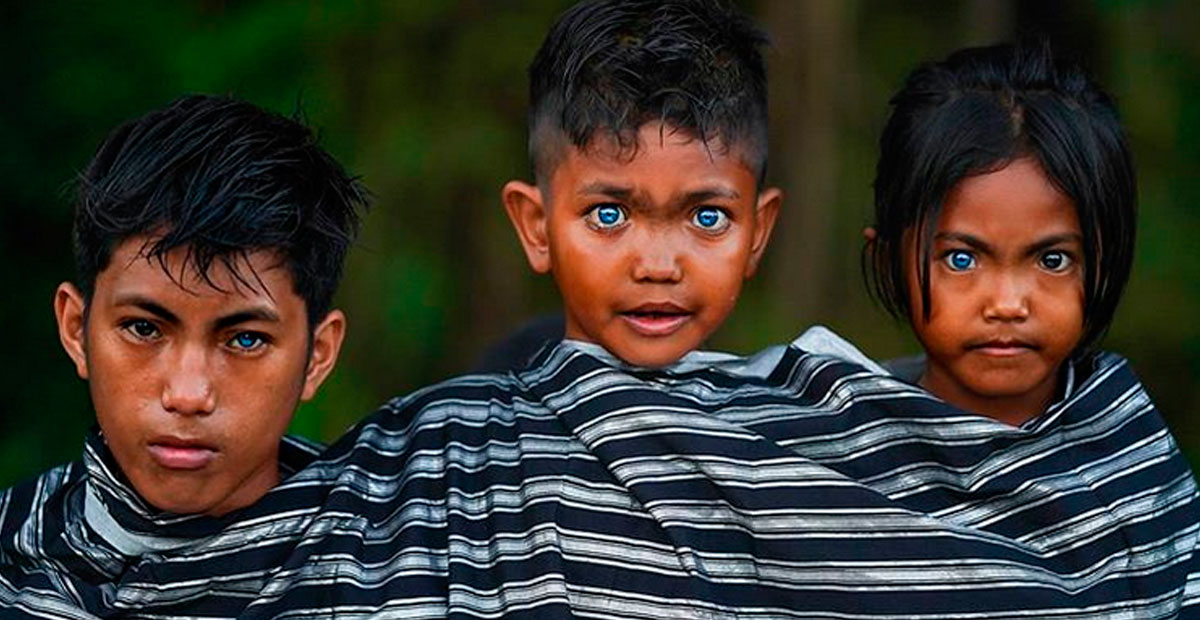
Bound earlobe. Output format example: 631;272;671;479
745;187;783;278
54;282;89;380
301;309;347;401
501;180;552;274
862;226;878;261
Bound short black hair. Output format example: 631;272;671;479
528;0;769;185
867;41;1136;351
74;94;368;327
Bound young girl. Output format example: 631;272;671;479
865;41;1136;427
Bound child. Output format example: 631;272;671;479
864;41;1134;427
500;0;780;368
0;94;366;615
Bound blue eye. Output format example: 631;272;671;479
945;250;976;271
229;332;267;352
1039;251;1072;272
692;207;729;232
588;204;626;229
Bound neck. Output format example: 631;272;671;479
918;365;1059;427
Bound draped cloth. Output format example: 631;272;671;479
2;336;1198;618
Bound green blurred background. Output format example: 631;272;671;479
2;0;1197;487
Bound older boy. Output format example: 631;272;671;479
0;95;366;616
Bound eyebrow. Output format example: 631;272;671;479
578;182;741;208
114;296;180;325
1024;233;1084;255
213;308;281;330
933;231;1084;256
113;294;280;329
579;182;636;202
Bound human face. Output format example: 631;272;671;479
906;157;1084;425
504;123;780;367
54;237;344;516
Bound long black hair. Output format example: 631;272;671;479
868;41;1136;350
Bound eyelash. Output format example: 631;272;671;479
941;250;977;272
585;203;627;230
938;249;1078;273
691;206;731;233
226;331;271;353
118;319;271;354
1038;250;1074;273
120;318;162;341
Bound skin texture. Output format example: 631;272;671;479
504;123;781;368
905;157;1085;426
54;236;345;516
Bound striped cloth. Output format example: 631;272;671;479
1;336;1197;619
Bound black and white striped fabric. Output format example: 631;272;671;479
2;337;1197;618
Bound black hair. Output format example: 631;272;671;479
867;41;1136;351
74;94;369;327
528;0;769;185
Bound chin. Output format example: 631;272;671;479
966;377;1048;400
612;345;689;368
142;493;211;515
134;479;221;515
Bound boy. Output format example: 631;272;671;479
0;94;366;616
501;0;780;369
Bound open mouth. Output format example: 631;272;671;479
147;436;218;470
619;303;693;337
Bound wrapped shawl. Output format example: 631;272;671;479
1;336;1197;619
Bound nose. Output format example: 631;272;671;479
983;271;1030;322
160;345;216;416
631;233;684;283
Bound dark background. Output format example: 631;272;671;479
2;0;1197;487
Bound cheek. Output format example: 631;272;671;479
250;350;310;401
1041;280;1086;346
552;231;625;295
86;338;155;419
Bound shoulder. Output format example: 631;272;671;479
1;461;83;509
316;342;618;463
0;462;85;559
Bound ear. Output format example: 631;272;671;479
745;187;783;278
300;309;347;401
502;180;552;274
862;226;878;262
54;282;89;380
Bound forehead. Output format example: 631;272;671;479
549;123;757;199
92;236;299;310
937;158;1080;235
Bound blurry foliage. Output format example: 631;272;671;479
0;0;1196;487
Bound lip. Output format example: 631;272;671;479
966;339;1037;357
619;302;693;337
146;436;217;470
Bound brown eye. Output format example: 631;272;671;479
1039;251;1072;273
123;319;161;340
